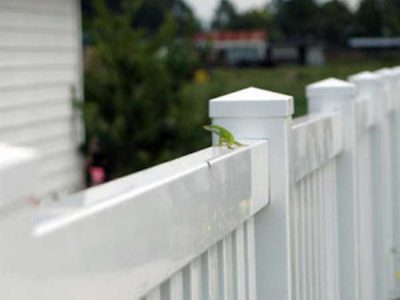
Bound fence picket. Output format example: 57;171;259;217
246;218;257;300
190;258;202;300
146;288;160;300
207;245;219;300
222;235;234;300
235;224;246;300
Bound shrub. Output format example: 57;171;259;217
80;0;200;182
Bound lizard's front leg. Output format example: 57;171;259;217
218;137;227;146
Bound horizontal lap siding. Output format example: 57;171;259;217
0;0;83;198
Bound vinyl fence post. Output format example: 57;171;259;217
349;72;381;300
349;71;395;300
209;87;294;299
391;67;400;298
383;67;400;234
374;68;399;299
306;78;360;300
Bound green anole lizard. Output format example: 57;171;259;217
203;125;246;149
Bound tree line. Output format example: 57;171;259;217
83;0;400;46
211;0;400;46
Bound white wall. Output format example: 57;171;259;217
212;40;267;65
0;0;83;198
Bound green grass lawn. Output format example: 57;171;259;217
176;54;400;156
184;55;400;118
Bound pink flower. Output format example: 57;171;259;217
89;166;105;185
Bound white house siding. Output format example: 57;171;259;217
213;40;267;65
0;0;83;198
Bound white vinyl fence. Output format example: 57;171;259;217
1;66;400;300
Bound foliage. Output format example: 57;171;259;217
210;0;283;42
211;0;239;29
204;0;399;42
381;0;400;36
172;0;202;35
233;9;272;30
274;0;320;38
318;0;353;45
354;0;400;36
82;0;201;35
81;0;200;180
211;0;277;36
354;0;384;36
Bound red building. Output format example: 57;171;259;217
194;30;268;66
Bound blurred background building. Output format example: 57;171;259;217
194;30;268;66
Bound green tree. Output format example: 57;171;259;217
211;0;238;29
382;0;400;36
81;0;200;180
133;0;201;34
354;0;400;36
82;0;201;35
354;0;383;36
274;0;320;38
210;3;279;39
319;0;353;45
233;9;273;30
172;0;201;35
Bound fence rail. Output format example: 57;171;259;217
1;66;400;300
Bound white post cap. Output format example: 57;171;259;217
392;67;400;91
376;67;398;83
210;87;294;118
348;71;382;83
348;71;371;82
375;67;397;85
376;67;391;76
0;144;39;207
375;68;397;111
306;78;356;99
393;66;400;74
348;71;382;125
348;71;383;94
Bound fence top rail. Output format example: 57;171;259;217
36;141;269;234
292;112;343;182
13;141;269;299
0;143;38;208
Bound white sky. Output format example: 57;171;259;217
185;0;267;24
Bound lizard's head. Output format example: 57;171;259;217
203;125;221;135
